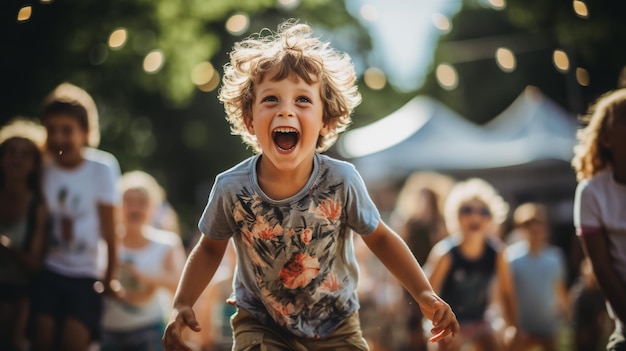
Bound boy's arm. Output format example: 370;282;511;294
579;232;626;324
361;221;459;341
163;235;229;351
98;203;118;296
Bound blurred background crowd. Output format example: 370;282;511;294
1;0;625;350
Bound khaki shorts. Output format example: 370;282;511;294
230;308;370;351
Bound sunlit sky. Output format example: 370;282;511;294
345;0;462;91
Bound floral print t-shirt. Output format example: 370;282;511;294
198;153;381;338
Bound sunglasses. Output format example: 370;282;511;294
459;205;491;218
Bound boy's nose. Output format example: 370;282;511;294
276;106;295;117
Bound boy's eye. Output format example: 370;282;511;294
261;96;278;103
296;96;311;103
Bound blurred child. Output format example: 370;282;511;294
505;203;568;351
162;19;459;351
425;178;516;351
102;171;185;351
42;82;120;179
572;89;626;351
390;172;454;351
569;258;612;351
0;120;48;351
31;97;119;351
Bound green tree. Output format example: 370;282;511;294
1;0;386;237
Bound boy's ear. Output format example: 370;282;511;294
244;116;255;135
319;122;331;137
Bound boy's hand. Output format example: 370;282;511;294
162;306;201;351
417;292;460;343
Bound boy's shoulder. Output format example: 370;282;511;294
316;154;360;180
214;155;258;184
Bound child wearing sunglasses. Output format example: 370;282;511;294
425;178;516;351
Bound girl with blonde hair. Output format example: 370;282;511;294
425;178;516;351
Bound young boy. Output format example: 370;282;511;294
31;97;119;351
162;19;459;351
505;203;568;351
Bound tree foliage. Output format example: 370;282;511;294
2;0;387;235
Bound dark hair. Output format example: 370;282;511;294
0;136;43;197
40;99;90;132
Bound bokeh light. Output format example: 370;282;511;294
360;4;379;22
495;47;516;72
143;50;164;74
576;67;590;86
436;63;458;90
40;0;53;3
17;6;32;22
363;67;387;90
108;28;128;50
487;0;506;10
573;1;589;18
198;72;221;93
432;13;451;32
191;62;215;86
226;14;249;36
553;49;570;73
277;0;299;10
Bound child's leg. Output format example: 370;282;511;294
31;314;56;351
60;317;92;351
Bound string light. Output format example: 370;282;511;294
108;28;128;50
17;6;32;22
225;14;249;36
573;1;589;18
553;49;570;73
143;50;164;74
363;67;387;90
495;47;516;72
436;63;458;90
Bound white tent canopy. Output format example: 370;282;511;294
336;86;578;184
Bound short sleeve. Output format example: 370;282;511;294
198;174;238;240
95;161;119;205
344;166;381;235
573;180;602;236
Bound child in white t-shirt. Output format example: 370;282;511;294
31;97;120;351
572;88;626;351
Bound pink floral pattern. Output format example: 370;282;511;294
310;199;342;221
223;159;374;338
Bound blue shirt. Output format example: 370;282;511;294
198;153;380;338
506;241;565;337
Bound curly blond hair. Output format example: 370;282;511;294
572;89;626;181
443;178;509;235
218;19;361;153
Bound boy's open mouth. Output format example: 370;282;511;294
272;127;300;151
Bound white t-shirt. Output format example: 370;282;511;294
103;227;176;331
43;157;119;279
574;168;626;328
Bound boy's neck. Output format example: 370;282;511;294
256;155;315;200
54;149;85;169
